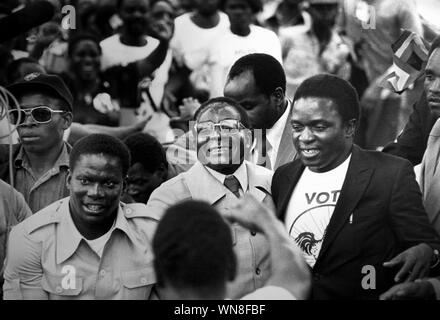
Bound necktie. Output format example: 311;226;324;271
224;175;241;198
256;135;272;169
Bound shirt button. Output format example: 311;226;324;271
251;230;257;236
99;269;106;277
255;268;261;275
125;208;133;214
140;277;147;285
56;286;62;293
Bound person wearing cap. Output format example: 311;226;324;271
0;72;73;213
2;134;159;300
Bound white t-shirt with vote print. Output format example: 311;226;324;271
285;155;351;268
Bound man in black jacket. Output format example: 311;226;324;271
271;74;440;299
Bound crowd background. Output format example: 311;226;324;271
1;0;439;149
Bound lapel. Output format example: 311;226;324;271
246;161;272;203
315;146;374;265
184;162;227;205
277;160;305;221
420;119;440;227
274;102;297;170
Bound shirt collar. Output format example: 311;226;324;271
14;142;70;170
205;162;248;192
266;101;291;156
56;199;136;264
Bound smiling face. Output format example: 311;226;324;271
196;106;248;174
67;153;124;230
291;97;354;172
70;39;101;81
425;48;440;117
16;92;71;155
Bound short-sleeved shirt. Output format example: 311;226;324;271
0;179;31;297
14;143;70;213
3;197;159;300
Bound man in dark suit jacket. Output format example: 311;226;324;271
271;74;440;299
382;35;440;165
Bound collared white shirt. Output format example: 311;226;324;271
251;102;291;168
66;211;117;258
206;162;248;197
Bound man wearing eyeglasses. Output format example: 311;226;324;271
146;97;274;299
0;73;73;213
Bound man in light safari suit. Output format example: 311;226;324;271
147;97;273;299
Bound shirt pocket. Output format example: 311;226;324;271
120;266;156;299
41;271;83;299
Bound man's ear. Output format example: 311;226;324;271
270;87;285;110
62;111;73;130
157;163;168;181
345;119;357;138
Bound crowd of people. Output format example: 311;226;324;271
1;0;440;300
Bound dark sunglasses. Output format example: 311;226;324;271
8;105;66;125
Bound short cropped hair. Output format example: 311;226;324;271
429;35;440;57
220;0;263;13
123;132;168;173
293;74;360;123
70;134;131;177
153;200;236;291
68;33;102;57
195;96;250;129
228;53;286;96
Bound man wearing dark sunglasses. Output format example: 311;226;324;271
0;72;73;213
147;97;276;299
